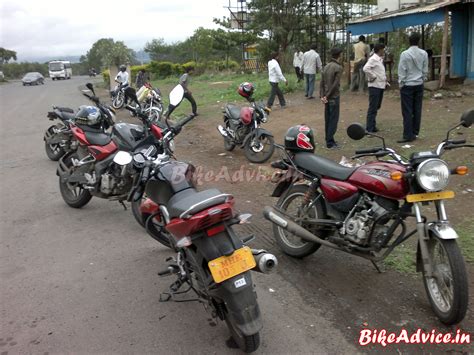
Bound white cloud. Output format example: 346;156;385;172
0;0;229;60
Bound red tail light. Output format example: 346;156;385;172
206;224;226;237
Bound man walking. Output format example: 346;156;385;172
302;44;322;99
320;47;343;149
397;32;428;143
166;66;198;118
351;35;369;92
363;43;389;133
266;52;288;109
293;48;304;82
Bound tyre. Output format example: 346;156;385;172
131;198;171;248
223;121;236;151
273;184;326;258
244;134;274;163
225;318;260;353
44;125;67;161
112;92;125;109
58;154;92;208
422;237;468;325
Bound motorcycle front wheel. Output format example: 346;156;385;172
273;184;325;258
244;134;274;163
422;237;468;325
131;198;171;248
44;126;65;161
58;154;92;208
112;92;125;109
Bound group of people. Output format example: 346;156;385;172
266;31;428;149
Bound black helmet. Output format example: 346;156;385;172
119;65;126;72
284;125;315;153
238;82;255;99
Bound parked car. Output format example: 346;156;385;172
22;72;45;86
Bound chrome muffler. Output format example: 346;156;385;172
251;249;278;274
217;125;229;137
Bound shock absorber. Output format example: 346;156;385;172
303;179;319;204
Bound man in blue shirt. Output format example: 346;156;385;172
397;33;428;143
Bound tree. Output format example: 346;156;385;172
0;48;17;64
84;38;135;70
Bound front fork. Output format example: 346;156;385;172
415;199;456;277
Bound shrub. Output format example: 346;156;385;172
102;69;110;84
148;61;175;78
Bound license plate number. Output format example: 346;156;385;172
406;190;455;203
208;247;256;283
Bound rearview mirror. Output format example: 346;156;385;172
347;123;366;140
85;83;95;95
169;84;184;106
460;109;474;128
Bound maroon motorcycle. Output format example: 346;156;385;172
264;110;473;325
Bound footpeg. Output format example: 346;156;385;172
158;265;179;276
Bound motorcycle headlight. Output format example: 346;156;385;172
416;159;450;192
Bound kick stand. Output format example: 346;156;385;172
119;201;127;210
159;275;201;304
371;260;385;273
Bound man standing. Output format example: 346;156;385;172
166;66;198;118
135;69;148;89
302;44;322;99
293;48;304;82
266;52;288;109
363;43;389;133
397;32;428;143
320;47;343;149
351;35;369;92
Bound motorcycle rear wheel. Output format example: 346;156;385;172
225;318;260;353
44;127;65;161
58;154;92;208
422;237;468;325
131;198;171;248
273;184;324;258
244;134;274;163
223;122;236;151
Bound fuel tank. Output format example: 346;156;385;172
347;162;409;200
112;123;145;151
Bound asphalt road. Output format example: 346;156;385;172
0;77;356;354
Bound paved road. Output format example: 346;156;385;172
0;77;355;353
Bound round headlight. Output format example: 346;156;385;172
416;159;450;192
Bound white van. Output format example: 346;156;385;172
49;61;72;80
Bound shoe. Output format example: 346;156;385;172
373;128;379;133
193;113;199;117
280;105;287;109
307;96;315;100
327;143;340;150
397;138;415;143
305;94;308;97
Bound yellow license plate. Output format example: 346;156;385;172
208;246;256;283
406;190;455;203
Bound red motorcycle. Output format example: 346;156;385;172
264;110;473;325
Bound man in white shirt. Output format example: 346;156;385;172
266;52;288;109
363;43;389;133
301;44;322;99
115;65;129;86
293;49;304;82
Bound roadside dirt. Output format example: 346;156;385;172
117;86;474;353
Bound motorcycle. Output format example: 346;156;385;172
111;82;129;109
217;83;274;163
131;82;164;122
263;110;474;326
44;96;114;161
56;83;166;208
127;125;277;353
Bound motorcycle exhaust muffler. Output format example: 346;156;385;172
217;125;229;137
251;249;278;274
262;206;340;251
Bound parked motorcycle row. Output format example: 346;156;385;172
43;80;473;352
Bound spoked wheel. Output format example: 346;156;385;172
112;92;125;109
44;126;65;161
222;122;236;152
131;198;171;248
422;237;468;325
273;184;325;258
225;317;260;353
58;154;92;208
244;134;274;163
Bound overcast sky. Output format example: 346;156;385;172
0;0;230;61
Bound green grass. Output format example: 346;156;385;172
150;72;304;119
457;218;474;263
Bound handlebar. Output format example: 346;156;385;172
355;147;383;155
448;139;466;145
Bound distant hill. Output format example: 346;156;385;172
16;55;83;64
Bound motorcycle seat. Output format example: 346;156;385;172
84;131;112;146
294;152;356;181
56;107;74;113
225;104;241;121
167;188;231;219
58;111;76;121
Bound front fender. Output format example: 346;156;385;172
426;222;459;240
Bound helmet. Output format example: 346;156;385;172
119;65;126;72
284;125;315;153
75;105;101;127
238;82;254;99
240;107;253;125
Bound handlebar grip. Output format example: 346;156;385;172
141;165;150;183
449;139;466;145
180;114;195;127
355;147;383;155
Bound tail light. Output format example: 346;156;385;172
206;224;226;237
